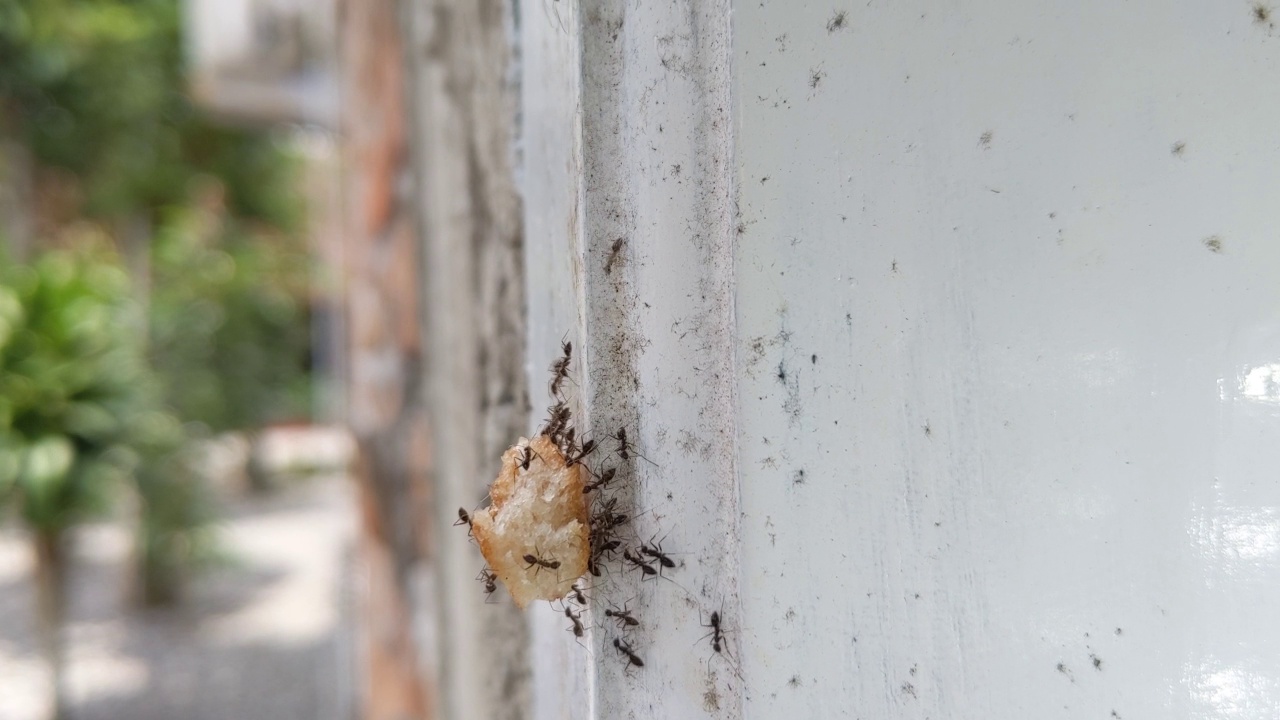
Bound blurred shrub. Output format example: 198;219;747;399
149;192;313;434
0;0;302;228
0;0;314;426
0;247;211;603
0;0;312;601
0;248;147;531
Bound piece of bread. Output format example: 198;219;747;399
472;435;590;608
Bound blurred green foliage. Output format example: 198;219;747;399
0;0;301;227
0;245;215;605
0;247;171;531
150;203;312;432
0;0;312;429
0;0;313;601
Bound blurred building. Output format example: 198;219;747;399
183;0;339;127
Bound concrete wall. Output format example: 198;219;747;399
521;0;743;717
399;1;531;719
353;0;1280;717
512;1;1280;719
731;3;1280;718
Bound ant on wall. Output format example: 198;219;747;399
583;467;617;493
563;606;585;638
549;338;573;397
568;582;588;606
566;438;597;466
613;427;656;466
639;533;676;571
623;548;658;578
700;611;726;654
605;602;640;629
613;637;645;672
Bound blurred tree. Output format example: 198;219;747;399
0;246;199;720
0;0;312;636
0;0;302;227
148;187;312;435
0;3;312;452
0;0;311;409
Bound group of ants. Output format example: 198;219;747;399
454;338;729;677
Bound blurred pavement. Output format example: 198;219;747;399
0;470;355;720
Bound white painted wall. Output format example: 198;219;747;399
516;1;1280;718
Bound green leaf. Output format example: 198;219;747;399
18;434;76;523
0;286;22;350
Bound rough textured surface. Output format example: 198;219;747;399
398;0;531;717
473;436;590;608
519;0;743;718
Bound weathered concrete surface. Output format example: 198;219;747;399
516;0;742;718
399;0;531;718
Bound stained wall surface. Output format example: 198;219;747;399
510;1;1280;719
732;2;1280;718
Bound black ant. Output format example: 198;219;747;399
700;611;725;653
590;501;629;542
523;552;561;575
550;354;571;397
593;538;622;557
623;548;657;577
564;606;585;638
454;507;472;530
542;402;571;439
639;534;676;570
593;496;618;516
516;445;541;471
605;603;639;629
569;582;588;606
584;467;616;493
601;509;629;530
587;529;620;577
613;637;644;671
476;567;498;600
567;438;597;466
614;428;655;465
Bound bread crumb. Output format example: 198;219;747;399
472;435;590;607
